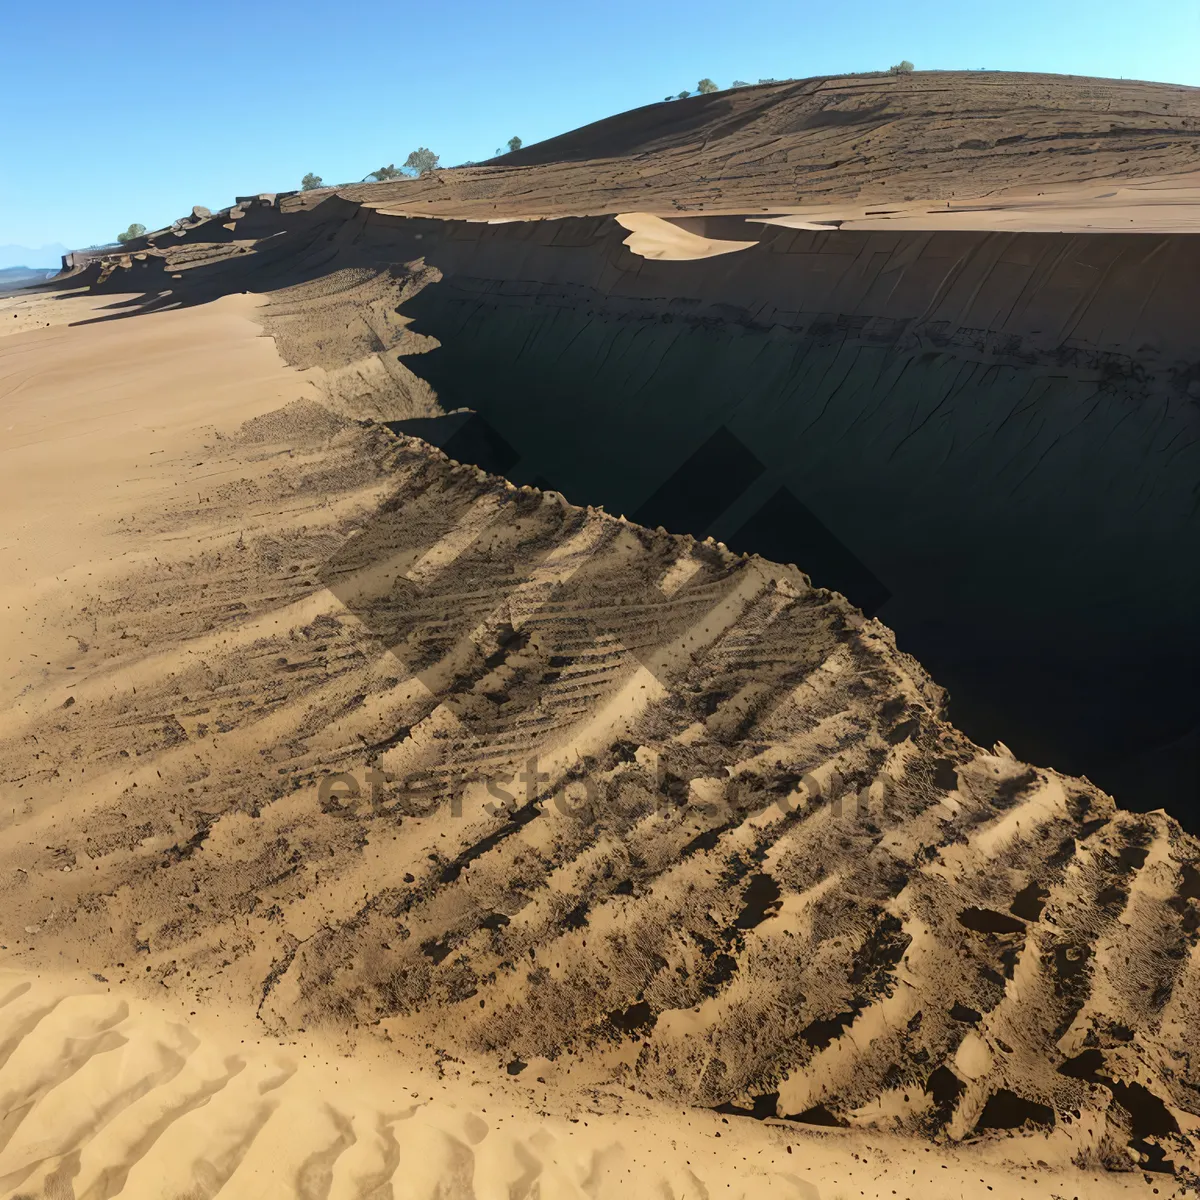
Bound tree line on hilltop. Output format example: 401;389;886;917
299;134;528;193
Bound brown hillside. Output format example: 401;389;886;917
322;70;1200;218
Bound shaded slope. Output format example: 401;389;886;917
376;215;1200;817
85;194;1198;820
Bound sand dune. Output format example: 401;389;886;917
6;69;1200;1197
1;286;1199;1195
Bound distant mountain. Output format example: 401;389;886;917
0;265;57;284
0;243;69;270
0;265;57;297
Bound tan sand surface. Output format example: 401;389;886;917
0;289;135;340
747;168;1200;232
0;292;321;712
609;170;1200;263
0;966;1185;1199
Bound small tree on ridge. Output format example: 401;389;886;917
889;60;914;74
116;223;146;244
301;172;323;191
404;148;440;176
507;136;522;153
697;78;717;94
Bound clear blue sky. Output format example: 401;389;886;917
2;0;1197;254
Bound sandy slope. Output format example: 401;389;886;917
1;289;1199;1196
0;291;322;710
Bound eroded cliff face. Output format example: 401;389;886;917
210;201;1198;820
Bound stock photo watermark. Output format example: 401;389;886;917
317;754;899;825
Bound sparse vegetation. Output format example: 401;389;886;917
507;136;522;153
697;78;717;94
889;60;915;74
300;172;323;191
404;147;440;176
677;90;690;100
367;164;403;181
116;223;146;244
731;80;749;88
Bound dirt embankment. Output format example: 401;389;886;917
79;192;1200;821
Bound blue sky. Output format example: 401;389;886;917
2;0;1197;257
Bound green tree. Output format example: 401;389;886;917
677;90;690;99
116;223;146;244
300;172;323;191
367;164;403;181
697;78;718;94
507;136;523;153
731;80;749;88
889;60;915;74
404;147;440;176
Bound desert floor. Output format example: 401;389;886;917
0;278;1192;1197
